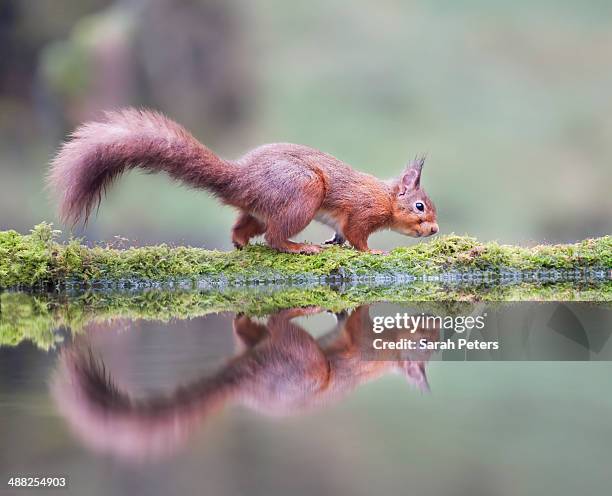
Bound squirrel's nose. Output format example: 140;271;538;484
430;224;439;235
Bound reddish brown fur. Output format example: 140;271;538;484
51;306;437;461
49;108;438;252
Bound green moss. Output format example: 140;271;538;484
2;279;610;349
0;293;65;349
1;224;610;288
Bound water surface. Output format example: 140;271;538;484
1;290;611;496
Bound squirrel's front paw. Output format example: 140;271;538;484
323;233;346;246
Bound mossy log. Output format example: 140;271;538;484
1;223;611;288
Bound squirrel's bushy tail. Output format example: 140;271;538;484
49;108;236;224
51;345;235;461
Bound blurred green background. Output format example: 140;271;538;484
1;0;611;250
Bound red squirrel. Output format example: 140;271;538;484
49;108;438;253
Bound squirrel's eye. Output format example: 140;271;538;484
415;202;425;212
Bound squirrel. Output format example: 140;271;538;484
52;305;437;460
49;108;438;253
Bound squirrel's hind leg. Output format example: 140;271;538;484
233;314;269;352
264;187;324;255
232;212;266;249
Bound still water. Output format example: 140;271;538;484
1;295;612;496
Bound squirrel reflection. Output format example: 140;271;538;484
52;305;438;461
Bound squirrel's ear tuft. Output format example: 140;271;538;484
411;154;426;171
398;155;425;195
